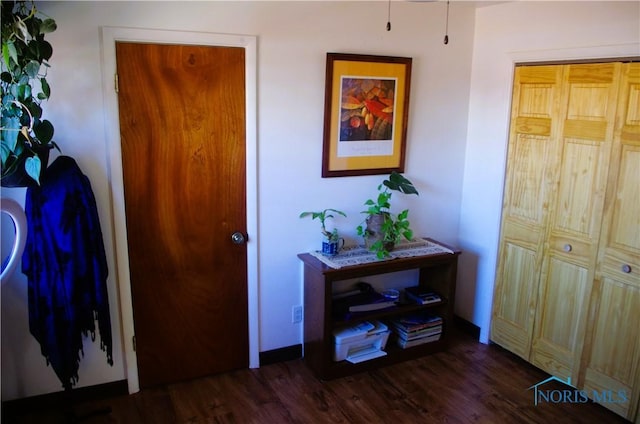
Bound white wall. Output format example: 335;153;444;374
458;1;640;343
1;1;475;399
3;0;637;401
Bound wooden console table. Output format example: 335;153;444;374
298;238;461;380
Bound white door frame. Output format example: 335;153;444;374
100;27;259;394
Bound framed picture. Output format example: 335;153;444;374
321;53;412;177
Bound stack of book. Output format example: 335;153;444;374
387;314;443;349
404;286;442;305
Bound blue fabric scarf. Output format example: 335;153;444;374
22;156;113;390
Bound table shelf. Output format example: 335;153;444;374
298;238;461;380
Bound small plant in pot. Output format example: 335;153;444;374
357;171;419;259
299;208;347;255
1;0;59;187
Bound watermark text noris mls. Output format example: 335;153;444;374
528;376;628;406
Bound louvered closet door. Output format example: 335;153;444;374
581;63;640;420
530;63;623;383
490;66;564;359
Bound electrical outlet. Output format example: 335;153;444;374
293;305;303;323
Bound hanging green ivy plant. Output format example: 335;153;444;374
1;0;59;186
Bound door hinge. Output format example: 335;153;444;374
132;335;136;351
114;73;119;93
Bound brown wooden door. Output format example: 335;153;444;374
115;42;248;388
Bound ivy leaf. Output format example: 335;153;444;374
33;119;54;143
10;84;31;101
27;39;40;60
1;142;10;164
40;19;57;34
38;40;53;61
24;155;42;185
1;44;8;68
1;116;21;151
3;41;18;67
17;73;29;85
384;171;419;195
27;102;42;120
24;60;40;78
38;75;51;99
376;192;391;209
40;78;51;99
15;19;30;42
1;71;12;83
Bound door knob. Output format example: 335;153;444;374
231;232;246;244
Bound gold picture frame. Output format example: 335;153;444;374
321;53;412;177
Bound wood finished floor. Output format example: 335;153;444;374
6;330;631;423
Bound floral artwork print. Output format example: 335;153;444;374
339;77;396;142
321;53;411;177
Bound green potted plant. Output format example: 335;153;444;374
299;208;347;255
1;0;58;187
357;171;419;258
